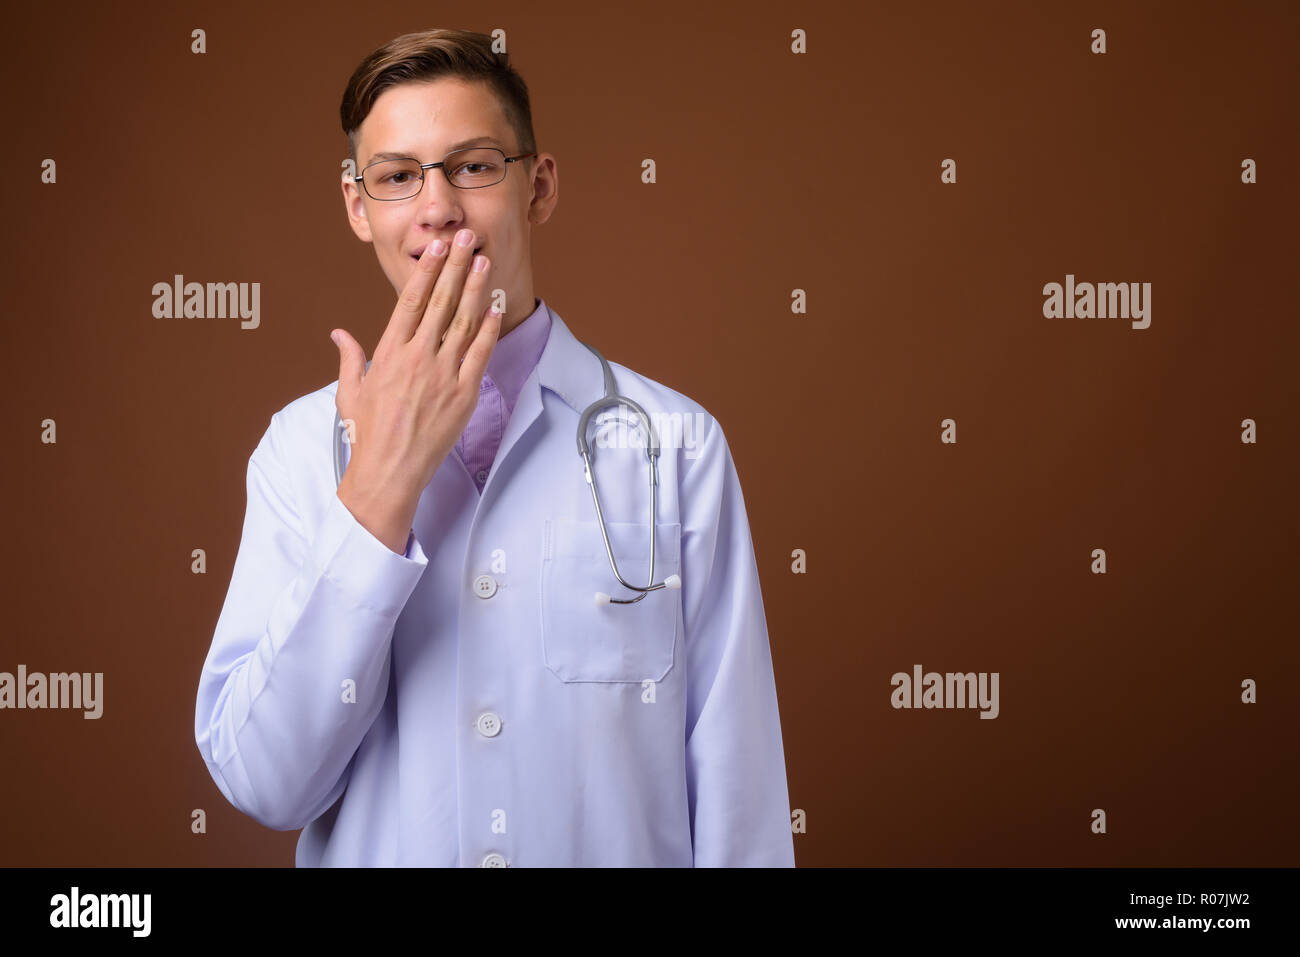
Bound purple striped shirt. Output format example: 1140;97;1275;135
453;296;551;493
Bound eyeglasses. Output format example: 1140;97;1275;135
355;147;537;201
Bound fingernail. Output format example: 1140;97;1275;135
456;228;474;246
431;239;447;256
330;331;339;345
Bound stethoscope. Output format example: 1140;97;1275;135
331;340;681;607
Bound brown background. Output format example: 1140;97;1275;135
2;0;1296;866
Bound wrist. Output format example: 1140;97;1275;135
337;467;420;554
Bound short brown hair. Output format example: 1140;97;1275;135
339;28;537;167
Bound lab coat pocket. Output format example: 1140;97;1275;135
540;518;681;683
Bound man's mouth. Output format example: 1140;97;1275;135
412;245;482;263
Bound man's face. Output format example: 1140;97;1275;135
342;76;557;324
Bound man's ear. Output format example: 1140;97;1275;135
527;152;559;227
341;175;374;243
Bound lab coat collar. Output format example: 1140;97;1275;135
530;299;603;416
487;299;603;482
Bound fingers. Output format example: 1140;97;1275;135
413;228;485;353
332;328;367;408
457;304;503;385
440;251;496;361
376;239;448;356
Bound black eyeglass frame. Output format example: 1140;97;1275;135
353;147;538;200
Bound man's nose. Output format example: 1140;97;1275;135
418;166;462;205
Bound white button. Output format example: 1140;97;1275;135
481;852;508;868
473;574;497;599
476;469;489;483
476;712;502;737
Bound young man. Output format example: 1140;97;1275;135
194;28;794;867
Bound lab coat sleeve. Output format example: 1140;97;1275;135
194;408;429;831
681;417;795;867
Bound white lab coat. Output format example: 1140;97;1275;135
194;302;795;866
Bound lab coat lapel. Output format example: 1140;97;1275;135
484;304;602;490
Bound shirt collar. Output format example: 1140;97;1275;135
483;297;551;415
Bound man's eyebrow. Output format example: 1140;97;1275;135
365;136;506;165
